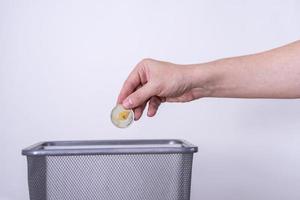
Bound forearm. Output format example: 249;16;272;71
192;41;300;98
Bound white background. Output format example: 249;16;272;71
1;0;300;199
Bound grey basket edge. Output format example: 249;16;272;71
22;139;198;156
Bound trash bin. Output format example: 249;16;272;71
22;139;198;200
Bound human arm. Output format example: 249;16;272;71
117;41;300;120
202;40;300;98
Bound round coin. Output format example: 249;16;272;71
111;104;134;128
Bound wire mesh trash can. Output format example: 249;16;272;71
22;139;198;200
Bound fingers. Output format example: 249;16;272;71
117;68;141;104
133;102;147;121
147;96;162;117
122;83;156;109
134;96;162;120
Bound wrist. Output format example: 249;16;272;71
184;62;221;97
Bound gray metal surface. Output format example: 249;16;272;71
23;140;197;200
22;139;198;156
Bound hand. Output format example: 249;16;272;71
117;41;300;119
117;58;211;120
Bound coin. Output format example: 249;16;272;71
111;104;134;128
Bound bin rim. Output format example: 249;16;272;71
22;139;198;156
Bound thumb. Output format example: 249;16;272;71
122;84;155;109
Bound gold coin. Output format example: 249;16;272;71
111;104;134;128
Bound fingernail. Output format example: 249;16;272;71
147;110;155;117
123;98;133;108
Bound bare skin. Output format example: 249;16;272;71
117;40;300;120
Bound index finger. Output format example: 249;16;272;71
117;67;141;104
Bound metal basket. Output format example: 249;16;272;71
22;139;198;200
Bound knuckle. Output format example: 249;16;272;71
124;79;135;89
140;58;154;66
154;97;161;104
150;97;161;106
187;93;195;102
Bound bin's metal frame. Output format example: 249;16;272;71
22;139;198;156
